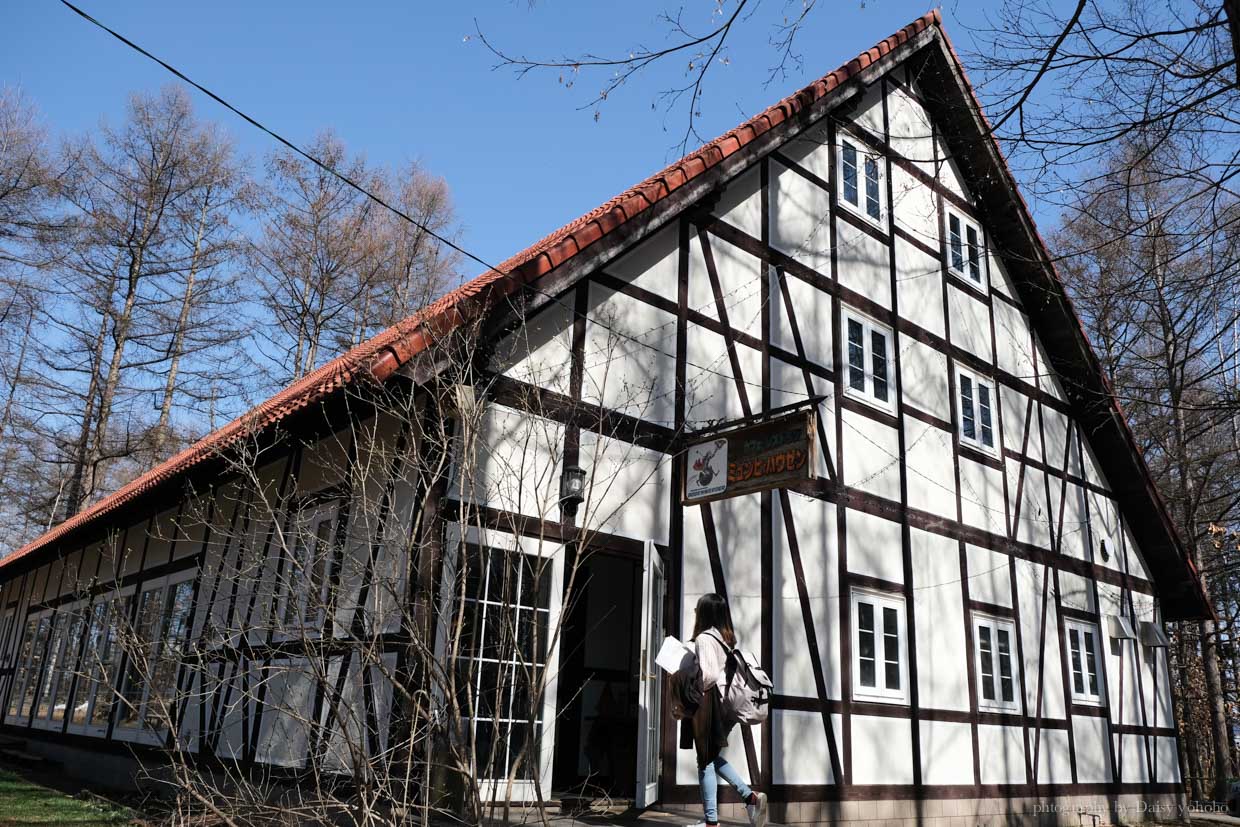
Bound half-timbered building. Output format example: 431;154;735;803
0;11;1210;824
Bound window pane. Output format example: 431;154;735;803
998;628;1014;703
52;612;86;722
35;615;68;720
118;587;166;729
1084;631;1099;695
842;143;858;206
966;225;981;282
949;214;964;271
89;600;127;727
1069;629;1085;695
16;616;50;719
847;319;866;392
979;383;994;447
871;330;889;402
857;602;875;688
978;625;994;701
883;606;900;690
864;156;881;220
960;376;976;440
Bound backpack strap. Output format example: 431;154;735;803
700;628;733;652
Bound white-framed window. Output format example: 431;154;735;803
946;209;985;288
5;609;51;724
851;588;907;703
278;501;339;632
1065;619;1105;705
956;367;997;452
113;569;197;743
843;308;895;411
67;589;133;736
838;133;885;226
973;614;1021;712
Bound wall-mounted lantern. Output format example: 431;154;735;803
1099;539;1110;562
560;465;587;517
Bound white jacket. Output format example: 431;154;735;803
695;628;731;692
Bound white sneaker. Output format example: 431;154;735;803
746;792;768;827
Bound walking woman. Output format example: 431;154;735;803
683;593;768;827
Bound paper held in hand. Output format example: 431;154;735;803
655;635;695;674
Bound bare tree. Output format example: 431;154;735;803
250;134;460;385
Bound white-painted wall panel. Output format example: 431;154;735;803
493;298;574;398
840;410;901;501
912;528;970;712
690;227;766;343
685;324;761;424
608;223;680;298
1058;571;1096;614
919;720;974;785
1073;715;1114;783
1013;467;1052;550
771;275;833;371
850;84;886;139
846;509;903;584
1116;733;1150;783
1155;736;1182;783
454;404;564;522
978;724;1026;784
900;337;950;421
904;421;956;516
1015;560;1066;720
583;283;678;426
717;166;763;240
887;85;934;176
775;493;840;699
892;167;939;249
946;286;992;364
772;709;839;784
995;313;1035;394
1036;728;1074;783
770;359;835;481
894;238;944;339
770;159;832;276
959;457;1006;537
966;545;1011;608
852;715;914;784
836;220;891;310
578;432;671;545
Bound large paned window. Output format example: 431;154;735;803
114;572;196;741
956;367;997;452
973;614;1020;712
851;588;907;703
31;603;88;730
6;613;50;722
1066;619;1105;705
947;210;985;288
453;544;554;783
843;309;894;411
69;594;130;735
279;502;339;632
839;136;884;226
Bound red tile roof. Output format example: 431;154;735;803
0;11;940;571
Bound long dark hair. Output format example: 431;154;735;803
692;592;736;647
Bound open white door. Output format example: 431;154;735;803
635;540;666;808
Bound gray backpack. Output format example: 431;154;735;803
702;630;773;726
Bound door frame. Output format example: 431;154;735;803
435;522;565;803
635;540;667;808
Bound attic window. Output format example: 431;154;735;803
839;136;884;227
946;210;985;289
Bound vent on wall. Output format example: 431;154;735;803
1139;621;1171;647
1107;615;1137;640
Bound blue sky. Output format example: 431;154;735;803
7;1;1006;279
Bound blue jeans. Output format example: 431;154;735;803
698;756;753;823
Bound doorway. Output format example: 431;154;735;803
552;542;665;806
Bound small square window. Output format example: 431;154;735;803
838;134;885;227
946;210;985;289
843;309;895;412
973;614;1021;712
851;589;907;703
1065;620;1105;705
956;368;997;453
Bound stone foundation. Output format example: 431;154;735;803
665;792;1190;827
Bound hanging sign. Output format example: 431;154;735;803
682;408;816;505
